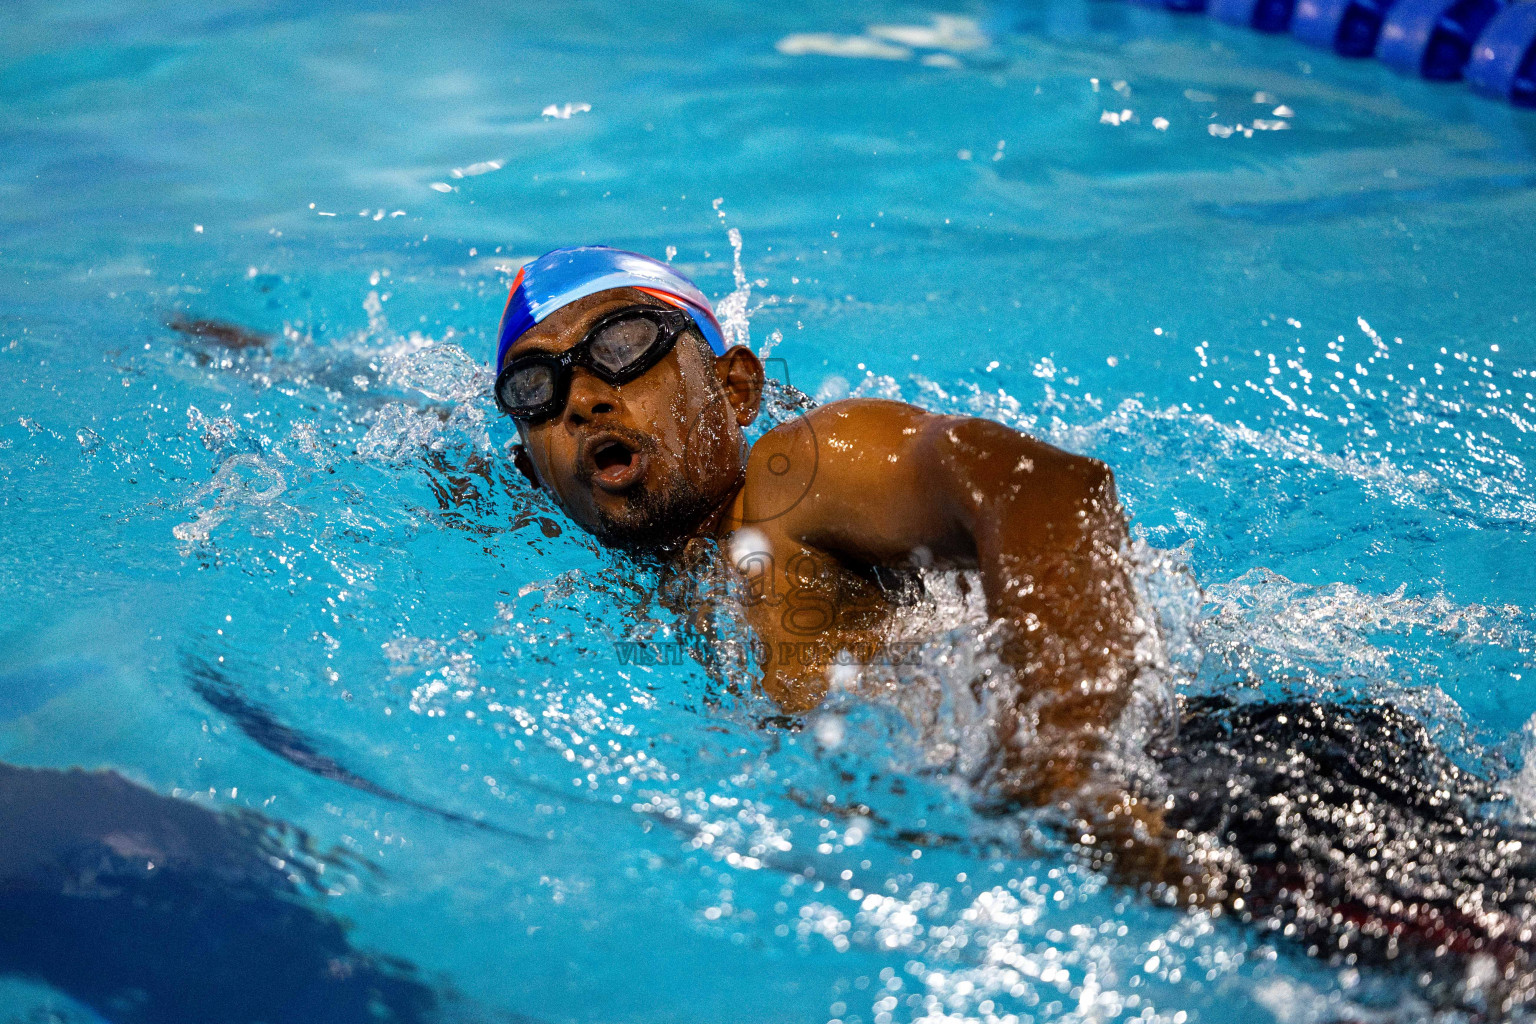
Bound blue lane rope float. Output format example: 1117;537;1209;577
1465;0;1536;102
1293;0;1402;55
1133;0;1211;12
1210;0;1298;33
1103;0;1535;105
1378;0;1505;79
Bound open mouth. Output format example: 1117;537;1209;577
588;436;645;491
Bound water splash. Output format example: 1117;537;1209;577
173;452;288;544
709;200;776;350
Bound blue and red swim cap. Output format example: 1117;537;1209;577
494;246;728;370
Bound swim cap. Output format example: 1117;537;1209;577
494;246;728;370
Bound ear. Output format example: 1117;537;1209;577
511;443;543;490
716;345;764;426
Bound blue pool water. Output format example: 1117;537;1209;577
2;1;1535;1021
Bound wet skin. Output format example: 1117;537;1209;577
509;288;1142;810
160;304;1536;996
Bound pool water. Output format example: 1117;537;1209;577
2;1;1535;1022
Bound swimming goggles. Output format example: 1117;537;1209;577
494;304;697;422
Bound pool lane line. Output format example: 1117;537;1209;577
1119;0;1536;106
182;653;545;845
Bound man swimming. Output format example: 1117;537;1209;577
162;245;1535;1013
495;246;1140;808
492;246;1536;1011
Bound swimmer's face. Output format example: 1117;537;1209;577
506;288;764;549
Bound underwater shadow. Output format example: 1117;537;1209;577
0;761;436;1024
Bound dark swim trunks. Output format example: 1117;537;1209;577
1153;696;1536;1012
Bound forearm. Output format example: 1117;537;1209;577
932;419;1140;794
974;502;1137;717
976;521;1137;782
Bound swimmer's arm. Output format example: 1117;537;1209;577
777;399;1140;798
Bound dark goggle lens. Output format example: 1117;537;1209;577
499;362;557;413
588;316;662;374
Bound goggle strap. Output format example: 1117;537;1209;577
634;287;688;310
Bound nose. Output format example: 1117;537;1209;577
561;369;621;427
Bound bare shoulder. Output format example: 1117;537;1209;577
746;399;929;486
741;399;1113;505
921;413;1116;493
757;398;1110;484
795;397;931;435
730;400;925;536
754;398;932;461
728;395;1121;561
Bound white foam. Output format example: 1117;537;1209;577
867;16;988;52
775;33;911;60
449;159;503;178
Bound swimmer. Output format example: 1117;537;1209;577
495;246;1139;808
495;247;1536;1011
166;246;1536;1010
